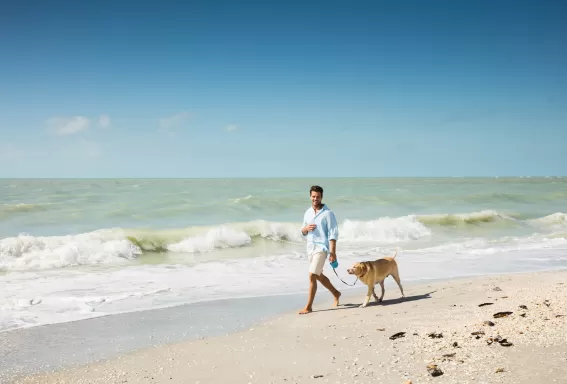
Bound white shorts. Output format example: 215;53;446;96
308;251;327;275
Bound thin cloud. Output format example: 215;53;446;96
159;111;191;131
225;124;238;132
98;114;111;128
46;116;90;136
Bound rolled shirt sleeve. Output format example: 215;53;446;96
327;211;339;241
300;212;308;237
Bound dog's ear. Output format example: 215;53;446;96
361;262;370;272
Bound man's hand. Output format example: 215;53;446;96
302;224;317;234
329;252;337;263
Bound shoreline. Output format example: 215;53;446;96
6;268;567;384
0;292;307;382
0;275;431;381
4;262;565;334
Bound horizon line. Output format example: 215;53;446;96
1;176;565;180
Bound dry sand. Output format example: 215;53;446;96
11;269;567;384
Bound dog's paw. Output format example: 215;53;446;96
359;304;367;308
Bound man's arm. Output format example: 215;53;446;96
329;239;337;254
300;212;309;236
327;212;339;260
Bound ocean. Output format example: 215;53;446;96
1;177;567;332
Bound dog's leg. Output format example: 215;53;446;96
378;280;385;302
360;285;373;308
372;285;380;303
392;270;405;298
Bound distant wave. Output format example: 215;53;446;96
415;210;517;226
230;191;567;210
229;194;305;211
1;211;566;272
0;203;51;218
526;212;567;226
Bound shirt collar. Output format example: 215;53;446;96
311;204;328;216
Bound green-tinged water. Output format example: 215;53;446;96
2;177;566;238
1;177;567;333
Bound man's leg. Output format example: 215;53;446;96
316;273;341;307
299;252;341;314
298;273;318;314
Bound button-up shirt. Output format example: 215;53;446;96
301;204;339;255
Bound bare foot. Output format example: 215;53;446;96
333;291;341;307
298;307;312;315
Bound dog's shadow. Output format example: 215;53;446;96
371;290;436;307
314;291;436;313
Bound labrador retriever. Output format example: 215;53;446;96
346;250;405;307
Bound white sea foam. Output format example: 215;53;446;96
341;216;431;242
0;217;432;271
3;240;567;332
167;226;252;253
3;210;567;332
2;212;567;272
411;234;567;255
0;231;141;271
527;212;567;229
3;177;567;332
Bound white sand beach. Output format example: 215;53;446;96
9;269;567;384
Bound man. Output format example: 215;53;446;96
298;185;341;314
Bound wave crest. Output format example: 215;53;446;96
2;211;566;272
167;226;252;253
527;212;567;226
0;230;141;271
0;203;50;218
126;220;303;253
416;210;516;226
341;216;431;242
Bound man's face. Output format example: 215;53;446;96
310;191;322;207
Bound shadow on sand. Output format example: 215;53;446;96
311;291;436;313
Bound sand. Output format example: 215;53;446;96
8;269;567;384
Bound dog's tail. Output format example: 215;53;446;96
392;249;399;259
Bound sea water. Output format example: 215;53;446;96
1;177;567;332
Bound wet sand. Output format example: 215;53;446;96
8;269;567;384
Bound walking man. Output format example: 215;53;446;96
298;185;341;314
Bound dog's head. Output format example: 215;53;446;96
347;262;369;277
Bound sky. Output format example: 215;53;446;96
0;0;566;178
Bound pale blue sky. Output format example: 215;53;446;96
0;0;566;177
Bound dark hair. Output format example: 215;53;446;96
310;185;323;196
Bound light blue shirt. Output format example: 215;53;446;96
301;204;339;255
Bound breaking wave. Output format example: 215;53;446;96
1;211;565;272
415;210;517;226
526;212;567;227
0;231;141;271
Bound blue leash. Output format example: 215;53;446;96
330;260;358;286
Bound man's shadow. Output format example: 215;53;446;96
313;291;436;313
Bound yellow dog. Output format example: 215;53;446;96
346;250;405;308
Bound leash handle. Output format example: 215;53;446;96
331;264;358;286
